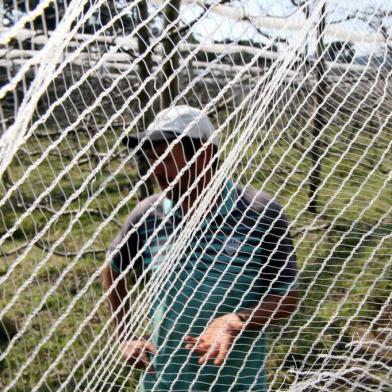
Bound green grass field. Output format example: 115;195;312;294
1;122;391;391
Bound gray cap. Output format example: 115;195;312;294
123;105;218;148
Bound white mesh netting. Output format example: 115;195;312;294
0;0;391;391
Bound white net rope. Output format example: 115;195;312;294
0;0;391;390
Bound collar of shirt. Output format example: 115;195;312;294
163;179;237;223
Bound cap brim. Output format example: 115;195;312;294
121;135;145;149
122;131;179;150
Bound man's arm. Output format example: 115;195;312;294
185;195;299;365
102;265;130;337
184;290;299;365
236;290;299;329
103;198;152;337
104;196;161;371
103;265;157;371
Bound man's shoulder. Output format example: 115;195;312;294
234;183;283;218
122;193;165;229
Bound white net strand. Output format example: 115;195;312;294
0;4;189;291
26;47;237;392
1;0;392;390
66;118;228;391
81;47;300;386
0;0;90;178
144;20;326;387
72;78;278;388
208;49;380;392
16;69;374;384
323;251;392;391
0;1;167;195
33;81;251;390
292;206;392;388
73;84;275;390
268;49;391;313
268;62;392;360
116;33;318;392
239;4;388;388
266;82;392;389
291;85;392;354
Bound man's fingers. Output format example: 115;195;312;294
145;342;157;354
121;341;157;372
122;346;138;360
198;345;219;365
184;338;196;348
184;335;205;344
126;352;145;369
140;352;156;374
146;364;156;374
141;343;156;373
186;344;209;354
184;334;231;365
214;340;230;365
184;335;207;352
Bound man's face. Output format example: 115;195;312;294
144;140;197;201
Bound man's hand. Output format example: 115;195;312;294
121;339;157;373
184;314;244;366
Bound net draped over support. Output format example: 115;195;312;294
0;0;391;391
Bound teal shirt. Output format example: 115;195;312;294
110;181;297;391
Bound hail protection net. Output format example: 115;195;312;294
0;0;391;391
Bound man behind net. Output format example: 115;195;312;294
103;105;298;391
